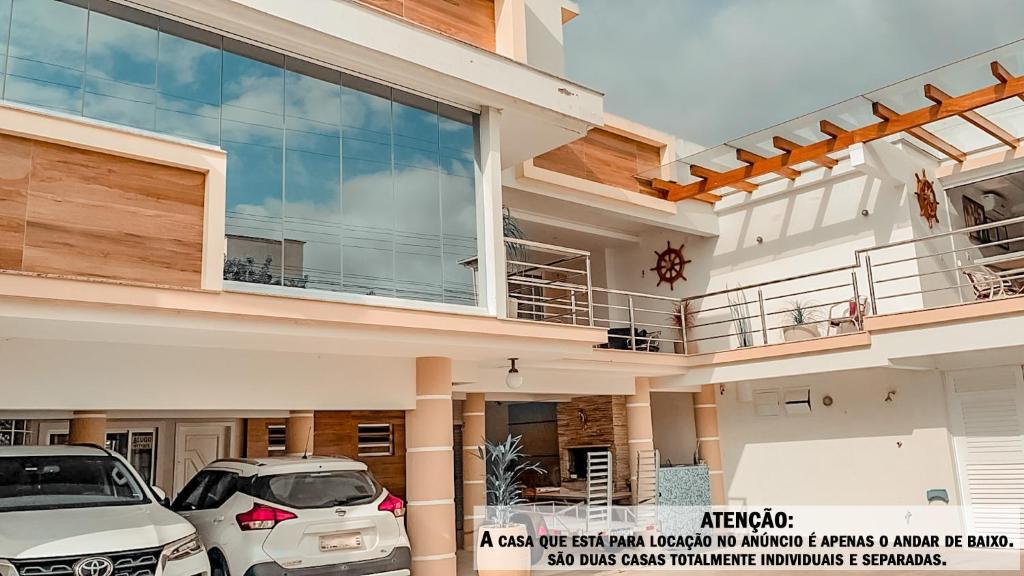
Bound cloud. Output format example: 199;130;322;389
565;0;1024;148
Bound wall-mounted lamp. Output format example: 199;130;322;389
506;358;524;389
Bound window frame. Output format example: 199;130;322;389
0;419;32;446
357;423;394;457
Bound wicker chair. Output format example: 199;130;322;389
828;297;868;335
962;266;1024;300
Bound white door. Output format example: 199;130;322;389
174;423;232;496
946;366;1024;538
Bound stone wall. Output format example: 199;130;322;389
557;396;629;491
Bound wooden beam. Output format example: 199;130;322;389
736;148;801;180
819;120;848;138
772;136;839;169
664;62;1024;200
924;83;1019;149
688;165;757;193
872;101;967;162
650;178;721;203
991;61;1024;103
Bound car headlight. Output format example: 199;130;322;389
0;560;18;576
162;533;205;562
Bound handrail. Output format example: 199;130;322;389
592;285;683;303
856;213;1024;257
505;214;1024;354
504;236;592;256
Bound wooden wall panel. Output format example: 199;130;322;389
355;0;496;51
534;128;667;199
0;133;206;288
316;411;408;499
0;134;30;270
245;418;286;458
244;412;407;498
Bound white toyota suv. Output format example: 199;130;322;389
0;445;209;576
171;456;410;576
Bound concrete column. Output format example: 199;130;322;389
407;358;457;576
461;393;486;550
477;107;506;318
626;377;655;504
693;385;726;505
68;411;106;446
285;411;314;456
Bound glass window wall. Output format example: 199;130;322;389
0;0;479;306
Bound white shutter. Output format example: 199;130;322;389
946;366;1024;538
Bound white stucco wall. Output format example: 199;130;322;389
523;0;567;76
0;338;417;411
651;391;698;467
717;369;961;506
605;163;927;352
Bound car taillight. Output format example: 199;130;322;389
236;503;297;530
378;493;405;517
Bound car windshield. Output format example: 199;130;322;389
0;455;148;512
248;470;380;509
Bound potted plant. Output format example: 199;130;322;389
727;290;754;348
781;299;822;342
474;434;545;576
670;299;698;354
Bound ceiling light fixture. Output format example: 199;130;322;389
506;358;524;390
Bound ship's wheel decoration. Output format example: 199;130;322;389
915;170;940;229
650;240;691;290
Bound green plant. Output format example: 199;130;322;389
783;299;822;326
503;206;527;262
669;299;697;335
224;255;273;284
476;433;544;527
727;289;753;348
223;255;309;288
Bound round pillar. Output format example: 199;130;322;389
461;393;486;550
407;357;457;576
693;384;726;505
68;411;106;446
626;377;655;504
285;411;314;456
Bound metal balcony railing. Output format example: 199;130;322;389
860;214;1024;315
505;237;592;326
505;216;1024;355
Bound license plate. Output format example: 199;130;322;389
319;532;363;552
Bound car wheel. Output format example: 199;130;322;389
209;550;229;576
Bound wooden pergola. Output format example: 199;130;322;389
644;60;1024;203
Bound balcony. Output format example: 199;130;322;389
505;214;1024;355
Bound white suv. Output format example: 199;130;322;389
0;445;208;576
172;456;410;576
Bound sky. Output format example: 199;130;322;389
563;0;1024;150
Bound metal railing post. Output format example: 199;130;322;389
851;271;862;329
627;295;637;351
585;255;594;327
757;289;768;346
865;254;878;315
570;290;578;326
955;245;966;305
681;302;689;355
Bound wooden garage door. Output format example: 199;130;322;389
946;366;1024;538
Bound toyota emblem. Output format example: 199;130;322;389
73;557;114;576
334;507;347;517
